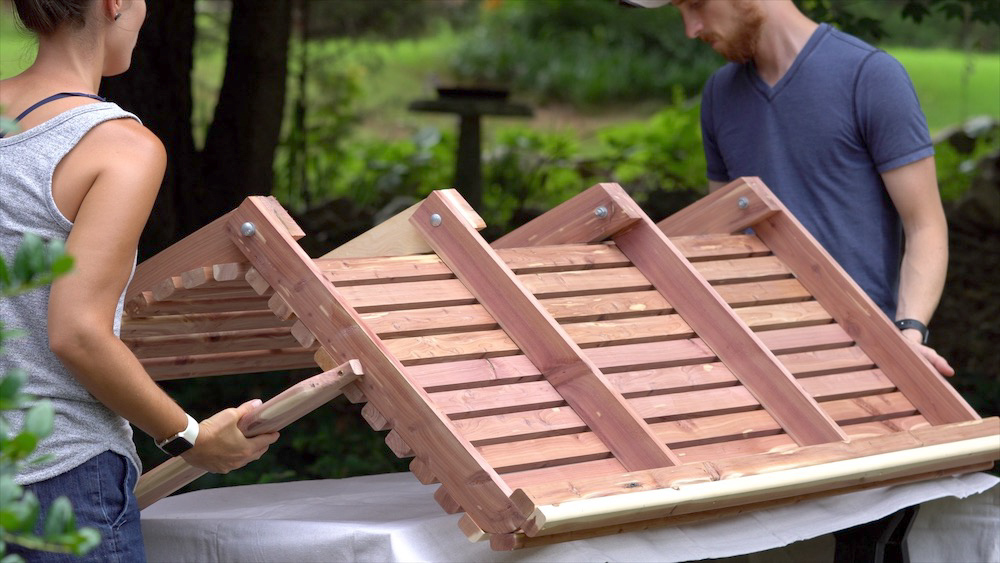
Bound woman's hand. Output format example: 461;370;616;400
181;399;280;474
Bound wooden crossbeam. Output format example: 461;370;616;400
715;177;979;424
225;196;525;534
592;184;847;446
412;189;681;471
656;177;780;236
492;183;641;248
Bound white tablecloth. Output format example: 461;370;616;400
141;471;998;562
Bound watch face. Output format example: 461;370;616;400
160;436;194;457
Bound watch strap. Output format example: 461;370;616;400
895;318;929;344
156;413;199;456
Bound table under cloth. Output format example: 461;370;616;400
140;471;998;562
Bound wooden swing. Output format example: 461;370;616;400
123;177;998;550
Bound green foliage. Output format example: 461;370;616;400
303;0;476;40
594;89;706;199
800;0;999;48
274;39;368;210
481;127;584;232
450;0;721;106
0;235;73;298
0;238;100;561
936;139;1000;202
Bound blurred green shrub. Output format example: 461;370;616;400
594;89;706;204
1;236;100;560
449;0;720;106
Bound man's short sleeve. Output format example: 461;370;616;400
701;73;730;182
854;51;934;173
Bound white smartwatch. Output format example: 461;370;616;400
156;413;199;456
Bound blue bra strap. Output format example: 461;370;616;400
12;92;107;123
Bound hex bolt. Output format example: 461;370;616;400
429;213;442;227
737;197;750;210
240;222;256;237
594;206;609;219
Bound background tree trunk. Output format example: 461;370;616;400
100;0;292;259
198;0;293;228
101;0;197;258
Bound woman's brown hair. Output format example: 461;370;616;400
12;0;95;35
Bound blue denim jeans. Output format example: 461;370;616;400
7;450;146;562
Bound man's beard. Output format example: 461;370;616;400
702;2;765;63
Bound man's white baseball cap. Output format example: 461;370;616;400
621;0;673;7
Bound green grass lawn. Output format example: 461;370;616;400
887;46;1000;131
0;12;36;79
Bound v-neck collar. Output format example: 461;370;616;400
747;23;831;102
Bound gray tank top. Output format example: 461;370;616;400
0;103;142;484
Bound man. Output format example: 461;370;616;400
626;0;953;375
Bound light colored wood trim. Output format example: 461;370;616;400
490;461;994;550
517;432;998;537
737;177;980;423
135;360;362;509
412;189;681;470
322;200;486;260
514;417;997;507
657;177;781;236
226;196;525;534
491;183;642;248
610;184;846;446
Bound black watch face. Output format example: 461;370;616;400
161;437;194;456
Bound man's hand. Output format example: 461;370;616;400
901;329;955;377
181;399;280;474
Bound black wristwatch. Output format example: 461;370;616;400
156;413;199;456
895;318;929;344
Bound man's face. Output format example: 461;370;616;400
674;0;765;63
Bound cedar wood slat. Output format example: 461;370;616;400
334;258;792;312
380;301;831;363
730;178;979;424
412;189;682;470
403;325;860;391
224;196;525;534
451;369;897;446
488;183;845;445
141;347;317;380
609;187;847;445
476;393;919;475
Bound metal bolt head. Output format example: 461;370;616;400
594;206;609;219
429;213;442;227
737;197;750;210
240;222;256;237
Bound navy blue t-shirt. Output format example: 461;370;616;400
700;24;934;318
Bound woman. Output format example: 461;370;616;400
0;1;278;560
